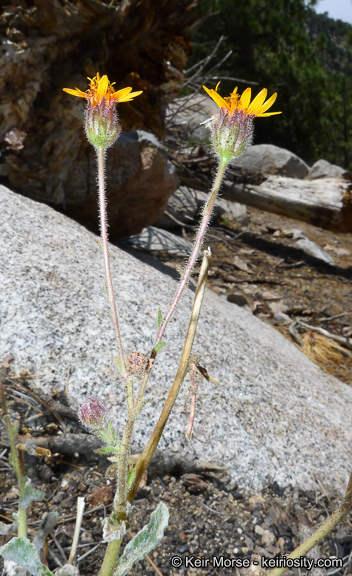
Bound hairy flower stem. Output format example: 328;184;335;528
0;377;27;537
134;159;228;412
117;414;134;509
129;248;212;504
155;158;228;345
97;147;127;377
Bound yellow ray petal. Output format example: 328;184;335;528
116;91;143;103
239;87;251;110
62;87;88;99
257;92;278;115
113;87;132;99
246;88;267;114
96;75;109;100
203;85;230;111
257;111;282;117
122;90;143;100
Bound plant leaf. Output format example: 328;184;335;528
95;445;120;455
33;512;59;554
113;502;169;576
0;521;17;535
157;308;163;328
0;537;55;576
112;357;122;374
127;468;136;488
19;479;46;510
153;342;165;353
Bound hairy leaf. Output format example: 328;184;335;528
0;537;55;576
113;502;169;576
0;521;17;535
33;512;59;554
19;479;45;510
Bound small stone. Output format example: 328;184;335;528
52;491;66;504
244;535;254;551
81;531;94;544
273;312;292;325
248;496;265;511
227;292;248;306
277;536;294;551
261;530;276;547
60;496;76;508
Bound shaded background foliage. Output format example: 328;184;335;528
188;0;352;170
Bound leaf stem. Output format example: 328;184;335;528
99;538;122;576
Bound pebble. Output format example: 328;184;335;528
81;531;94;544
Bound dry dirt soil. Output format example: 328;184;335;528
159;204;352;386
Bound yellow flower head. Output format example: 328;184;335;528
202;83;281;163
63;73;143;149
203;83;281;117
63;72;143;107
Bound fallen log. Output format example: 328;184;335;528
221;176;352;232
179;160;352;232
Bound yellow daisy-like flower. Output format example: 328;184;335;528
203;84;281;117
63;72;143;108
63;73;143;149
202;83;281;163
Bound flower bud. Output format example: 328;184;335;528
85;100;121;149
78;397;107;431
126;351;148;376
211;107;254;164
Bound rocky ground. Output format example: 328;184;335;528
155;202;352;387
1;389;352;576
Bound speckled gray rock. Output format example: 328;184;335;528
307;159;347;180
1;185;351;493
235;144;309;178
